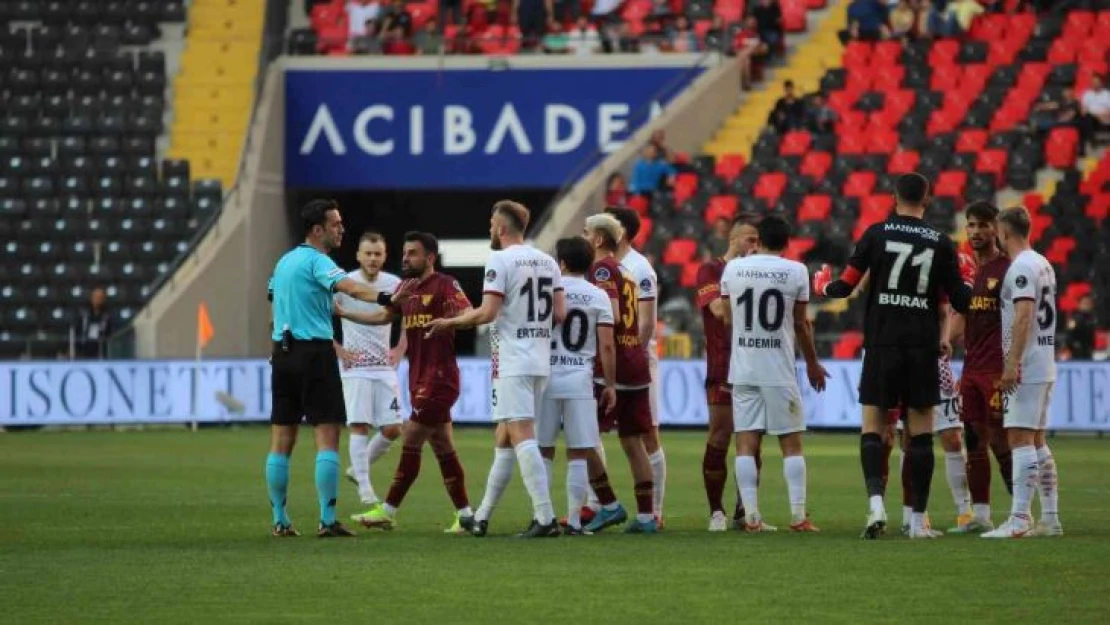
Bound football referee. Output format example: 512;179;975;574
265;199;392;538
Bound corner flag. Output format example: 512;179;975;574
197;301;215;350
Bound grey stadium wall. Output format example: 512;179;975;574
133;54;740;359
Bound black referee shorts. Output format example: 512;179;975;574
270;340;346;426
859;346;941;410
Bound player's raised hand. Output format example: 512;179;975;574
807;362;830;392
812;264;833;297
390;280;417;307
958;252;977;287
598;386;617;415
423;316;453;338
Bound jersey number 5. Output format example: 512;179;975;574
885;241;934;294
520;277;554;322
1037;286;1055;330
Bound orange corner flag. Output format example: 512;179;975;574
197;302;215;349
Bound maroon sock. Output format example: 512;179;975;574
901;450;914;508
967;446;992;505
436;451;470;511
634;480;654;515
385;446;422;509
589;473;617;506
702;444;728;514
994;446;1014;495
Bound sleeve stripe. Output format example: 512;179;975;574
1012;296;1035;302
637;296;656;302
597;322;615;327
483;290;505;297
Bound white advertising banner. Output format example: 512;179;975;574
1;359;1108;431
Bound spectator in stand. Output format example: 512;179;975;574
415;17;445;54
749;0;784;54
382;24;417;54
566;16;601;54
346;0;382;40
888;0;918;40
1081;74;1110;148
705;15;732;54
807;91;838;134
379;0;413;37
640;19;670;53
733;16;768;90
841;0;889;43
590;0;623;26
707;217;731;257
514;0;553;51
1067;294;1098;360
1029;89;1079;134
543;21;571;52
650;129;669;160
945;0;984;34
351;20;384;53
602;20;640;53
440;0;464;29
629;144;676;197
666;15;700;52
75;287;113;360
552;0;578;26
606;172;630;207
651;0;674;20
768;80;806;133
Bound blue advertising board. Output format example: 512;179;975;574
285;66;704;189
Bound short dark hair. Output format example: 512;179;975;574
493;200;530;234
757;215;791;252
895;173;930;206
359;231;385;245
733;213;760;228
301;199;337;236
403;230;439;256
604;207;641;241
784;79;794;89
965;200;999;223
556;236;594;274
998;206;1032;238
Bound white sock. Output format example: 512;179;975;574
475;448;515;522
649;448;666;518
566;459;588;529
1036;446;1059;523
515;440;555;525
945;451;972;516
902;505;913;526
911;511;926;532
1010;445;1038;520
735;455;760;521
783;455;807;523
542;457;554;497
348;433;376;503
586;443;607;511
870;495;886;517
367;432;393;465
382;502;397;516
973;503;991;522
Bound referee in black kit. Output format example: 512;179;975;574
264;199;396;538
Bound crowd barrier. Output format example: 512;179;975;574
2;359;1108;431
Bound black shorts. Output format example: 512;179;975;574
859;346;940;410
270;340;346;426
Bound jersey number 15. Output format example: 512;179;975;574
520;277;554;322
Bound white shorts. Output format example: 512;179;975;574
935;389;962;433
648;356;660;427
492;375;547;422
1003;382;1054;430
732;384;805;436
342;377;402;428
537;397;600;449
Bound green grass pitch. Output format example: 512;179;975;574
2;428;1108;623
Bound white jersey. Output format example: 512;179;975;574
721;254;809;387
337;270;401;381
547;276;614;399
483;244;563;379
620;248;658;364
1001;249;1057;383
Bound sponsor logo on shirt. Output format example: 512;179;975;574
421;294;434;306
639;278;652;292
734;269;790;285
485;269;497;283
987;278;998;290
594;267;611;282
1015;275;1028;288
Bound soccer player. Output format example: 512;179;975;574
721;215;827;532
695;216;760;531
950;200;1014;532
267;199;387;538
580;213;657;534
605;207;668;523
813;173;972;539
336;231;476;533
537;236;618;535
983;207;1062;539
334;232;406;516
425;201;567;538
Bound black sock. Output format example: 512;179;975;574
909;433;935;514
860;433;885;498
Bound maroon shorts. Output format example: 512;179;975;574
886;407;903;425
705;382;732;407
409;387;458;427
596;386;652;438
960;372;1003;424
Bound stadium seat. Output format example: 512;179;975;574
715;154;746;182
843;172;877;198
705;195;738;225
1045;126;1079;169
663;238;698;265
832;331;864;359
934;171;968;199
799;195;831;223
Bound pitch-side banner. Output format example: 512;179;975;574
284;66;703;189
2;360;1109;430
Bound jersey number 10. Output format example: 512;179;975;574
735;288;785;331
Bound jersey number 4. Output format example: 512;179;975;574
520;277;554;322
885;241;934;294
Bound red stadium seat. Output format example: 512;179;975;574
854;212;885;239
888;150;920;174
673;172;698;204
871;41;903;67
976;149;1008;185
988;39;1019;67
780;130;812;156
1060;282;1093;314
929;39;960;66
782;0;806;32
956;129;990;153
969;12;1008;40
861;194;895;222
715;154;746;182
1064;10;1095;38
805;0;827;8
833;331;865;359
1030;214;1052;243
868;129;900;154
1097;331;1109;351
930;65;962;92
927;108;963;136
837;110;868;134
934;171;967;198
842;41;872;71
1022;192;1044;215
680;261;701;288
843;171;877;198
705;195;739;225
1046;126;1080;169
633;218;653;249
837;132;867;156
828;90;857;115
755;172;788;203
1048;38;1079;65
799;195;832;222
663;238;698;265
1085;193;1110;221
801;151;833;179
784;237;815;261
885;90;916;116
627;194;649;215
1046;236;1077;266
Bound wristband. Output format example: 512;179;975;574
377;292;393;307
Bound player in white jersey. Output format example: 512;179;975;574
606;207;668;524
333;232;405;516
719;216;827;532
983;207;1062;539
536;237;617;534
425;201;567;538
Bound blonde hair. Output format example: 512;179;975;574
584;213;624;251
